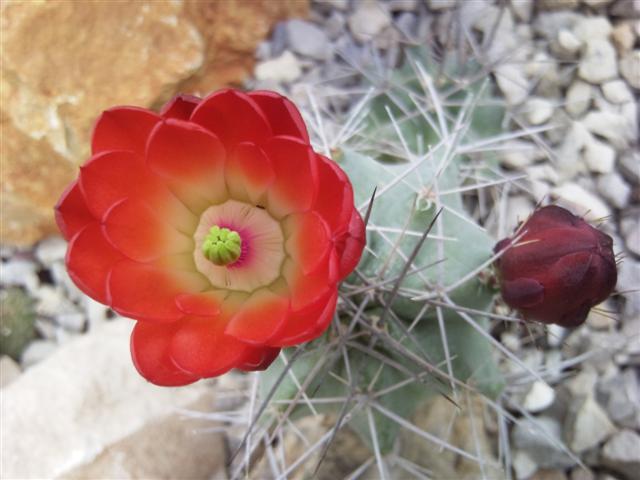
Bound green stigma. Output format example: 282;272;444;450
201;225;242;266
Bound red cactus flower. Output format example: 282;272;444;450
494;205;617;327
55;90;365;386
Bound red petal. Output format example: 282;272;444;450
102;198;193;262
160;94;201;120
91;107;160;156
191;89;272;149
270;289;338;347
522;205;581;232
66;223;125;304
175;290;226;317
169;314;249;377
237;346;281;371
284;211;332;274
335;209;366;279
225;289;290;345
55;181;95;241
130;321;199;386
108;261;208;322
226;142;274;204
265;136;318;218
313;155;354;234
248;91;309;143
502;278;544;309
283;250;338;311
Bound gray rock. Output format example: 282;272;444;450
612;23;635;53
557;29;582;56
581;0;615;6
348;0;391;43
539;0;580;12
610;0;640;18
388;0;417;12
34;285;77;317
618;150;640;185
512;416;577;469
504;195;536;234
578;39;618;84
601;430;640;479
514;450;539;480
552;182;611;221
0;259;40;294
619;50;640;89
597;369;640;429
556;121;591;179
255;50;302;83
512;0;534;22
83;296;109;330
0;355;21;388
572;16;612;43
616;260;640;319
426;0;457;10
569;468;595;480
526;98;555;125
596;172;631;209
325;10;346;40
602;80;634;104
584;135;616;174
624;222;640;257
565;395;616;453
583;110;636;149
56;312;86;333
523;381;556;413
34;236;67;266
565;80;592;117
313;0;349;11
285;19;332;60
534;11;581;40
498;140;544;169
495;64;530;105
20;339;57;368
395;11;418;38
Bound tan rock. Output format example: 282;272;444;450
0;319;226;479
0;1;308;247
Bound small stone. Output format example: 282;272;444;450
498;141;544;169
501;332;521;351
579;39;618;84
565;395;616;453
602;80;634;104
531;469;568;480
586;300;617;329
566;368;599;398
526;98;555;125
0;259;39;293
569;467;595;480
0;355;21;388
285;19;331;60
619;50;640;89
581;0;614;6
597;172;632;209
557;29;582;54
547;324;567;348
597;369;640;429
552;182;611;221
539;0;580;10
611;23;635;52
618;150;640;185
34;236;67;266
56;312;86;333
325;10;346;40
388;0;417;11
20;340;57;368
504;195;536;235
584;136;616;174
514;450;539;480
255;51;302;83
624;222;640;257
34;286;77;317
572;16;612;43
583;110;635;149
512;0;534;22
565;80;592;117
512;416;576;469
610;0;640;18
348;0;391;43
523;381;556;413
84;297;109;330
495;64;530;105
601;430;640;479
426;0;457;10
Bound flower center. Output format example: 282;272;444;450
201;226;242;266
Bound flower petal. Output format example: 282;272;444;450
270;290;338;347
55;181;95;241
160;94;201;120
102;198;193;262
335;209;366;279
170;307;250;377
248;91;309;142
146;119;228;206
66;223;125;304
225;288;290;345
108;261;209;322
237;346;281;371
313;155;354;234
225;142;274;205
130;321;199;386
284;211;332;274
175;290;227;317
265;136;318;218
283;250;338;311
91;107;161;156
191;89;272;148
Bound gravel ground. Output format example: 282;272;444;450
1;1;638;479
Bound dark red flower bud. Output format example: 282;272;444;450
494;205;617;327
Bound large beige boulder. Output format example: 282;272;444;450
0;0;308;246
0;319;227;479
